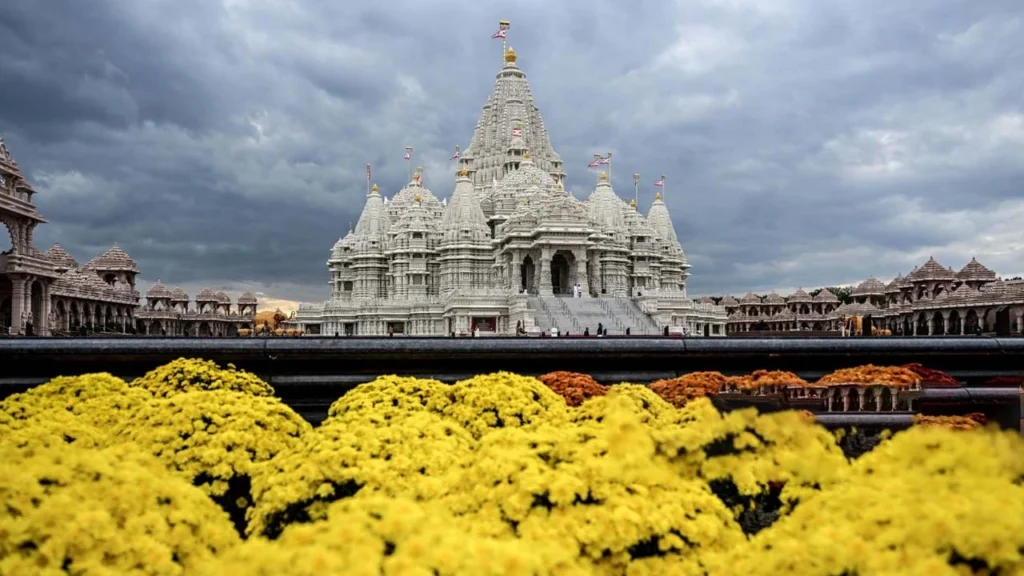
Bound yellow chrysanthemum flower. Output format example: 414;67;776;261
0;372;152;427
114;390;310;535
324;375;452;425
0;410;111;451
572;384;677;427
0;442;239;575
441;372;570;438
708;426;1024;575
131;358;274;397
438;398;744;574
654;399;848;534
202;496;590;575
248;411;476;538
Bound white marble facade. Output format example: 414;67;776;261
295;46;725;336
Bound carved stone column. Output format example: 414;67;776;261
40;281;51;336
511;250;523;293
573;248;590;297
1016;309;1023;334
9;275;26;335
538;248;552;296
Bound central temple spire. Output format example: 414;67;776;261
458;39;565;189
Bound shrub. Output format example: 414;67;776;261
0;373;152;427
131;358;273;397
439;398;744;574
0;442;239;575
248;411;476;539
324;375;452;424
709;426;1024;575
440;372;569;438
0;410;111;451
536;372;607;407
649;372;730;407
203;497;585;575
114;390;310;535
572;383;676;426
655;399;849;534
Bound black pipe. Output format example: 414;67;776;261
1;337;1019;428
813;414;914;428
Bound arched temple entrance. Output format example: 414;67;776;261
550;251;574;295
520;255;535;294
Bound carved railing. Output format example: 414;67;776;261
594;298;627;332
553;297;581;332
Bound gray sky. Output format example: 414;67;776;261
2;0;1022;307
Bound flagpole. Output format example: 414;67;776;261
405;147;413;183
593;154;601;184
607;151;613;185
662;174;667;199
500;20;510;63
633;173;639;207
366;164;371;196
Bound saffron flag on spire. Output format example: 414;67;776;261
598;155;611;165
404;150;411;160
587;158;601;168
654;178;664;187
492;28;507;39
449;147;460;160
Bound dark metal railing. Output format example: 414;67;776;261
2;337;1021;428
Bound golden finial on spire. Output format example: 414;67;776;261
414;193;421;203
630;199;637;209
599;172;607;182
371;183;379;192
504;46;517;63
457;167;469;177
655;192;662;200
522;150;531;159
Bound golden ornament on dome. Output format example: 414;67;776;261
504;46;517;63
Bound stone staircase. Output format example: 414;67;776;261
526;296;660;335
527;296;579;333
603;297;661;335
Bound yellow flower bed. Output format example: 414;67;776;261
0;441;239;575
1;358;1022;575
131;358;274;397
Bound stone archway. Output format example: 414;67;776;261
550;250;574;295
520;255;535;293
916;313;929;336
55;300;67;333
931;311;945;335
965;309;980;333
948;310;962;335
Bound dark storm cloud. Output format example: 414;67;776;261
2;0;1023;304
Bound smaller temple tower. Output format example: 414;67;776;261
438;168;493;295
